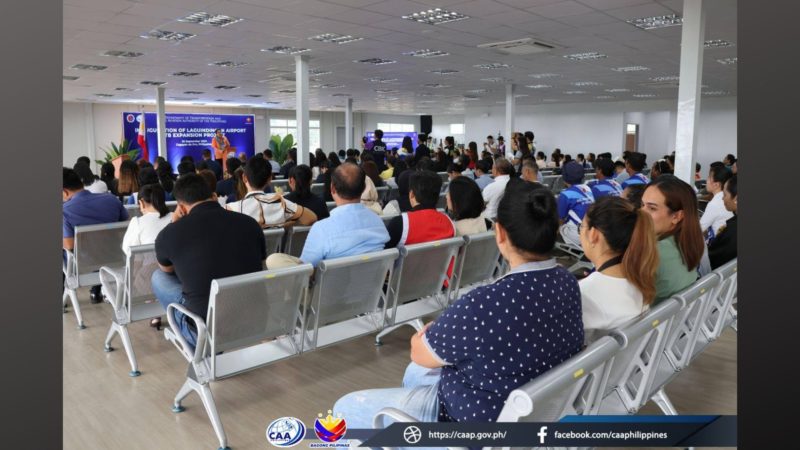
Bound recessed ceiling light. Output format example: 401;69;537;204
367;77;398;83
214;99;229;102
526;84;552;89
63;75;80;81
529;73;560;79
214;85;238;90
310;69;332;76
633;93;657;98
140;80;166;86
263;101;281;105
716;57;737;65
179;12;242;27
480;77;510;83
627;14;683;30
430;69;459;75
375;89;399;94
95;93;114;97
184;91;204;94
572;81;600;86
402;8;470;25
354;58;396;65
192;102;207;105
403;49;449;58
319;84;345;89
141;29;196;42
612;66;650;72
308;33;363;44
245;94;262;98
171;71;201;77
418;92;444;97
71;63;107;71
263;46;311;55
595;95;615;99
543;98;559;102
103;50;144;58
209;61;248;67
276;89;295;94
564;52;607;61
649;75;679;82
331;93;351;97
474;63;511;70
703;90;729;96
423;83;450;88
605;88;630;93
704;39;734;49
114;87;137;91
564;90;587;94
513;94;529;98
466;89;488;94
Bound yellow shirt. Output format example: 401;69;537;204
380;167;394;180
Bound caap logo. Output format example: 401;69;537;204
314;410;346;443
266;417;306;448
246;116;252;123
125;114;135;123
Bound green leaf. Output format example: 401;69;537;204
281;134;294;152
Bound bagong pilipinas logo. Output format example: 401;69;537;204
314;410;346;443
246;116;252;123
126;114;135;123
266;417;306;448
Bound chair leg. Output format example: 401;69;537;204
117;324;141;377
651;388;679;415
172;379;195;412
66;288;85;329
198;384;229;450
375;319;424;346
104;324;118;352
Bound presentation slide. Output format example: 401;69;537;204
366;131;418;151
122;112;256;169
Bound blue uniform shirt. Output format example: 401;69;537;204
557;185;595;225
588;178;623;199
424;259;584;422
620;172;650;190
63;190;129;238
299;202;389;267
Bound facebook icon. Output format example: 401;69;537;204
537;426;548;444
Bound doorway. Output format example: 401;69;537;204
625;123;639;152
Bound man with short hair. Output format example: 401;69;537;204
588;158;623;199
226;156;316;227
215;157;241;203
263;149;281;174
701;163;734;242
620;152;650;189
365;129;387;172
63;167;129;303
558;161;595;248
483;135;496;154
201;149;222;180
521;159;540;184
266;163;389;268
280;148;297;179
481;157;513;221
153;173;266;348
413;133;430;167
473;159;493;191
177;161;196;178
385;170;455;249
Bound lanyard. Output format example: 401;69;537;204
597;255;623;272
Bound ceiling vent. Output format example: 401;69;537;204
477;38;560;56
639;81;680;89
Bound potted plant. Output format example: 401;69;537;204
96;139;140;177
268;134;294;164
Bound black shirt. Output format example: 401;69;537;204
216;177;238;202
204;159;223;180
413;144;430;166
708;215;737;269
155;201;266;318
285;191;330;220
370;140;387;171
280;160;296;179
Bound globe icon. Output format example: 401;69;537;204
274;419;297;436
403;426;422;444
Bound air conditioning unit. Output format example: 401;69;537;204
478;38;561;55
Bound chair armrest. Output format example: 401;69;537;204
63;251;78;289
99;265;125;310
372;407;419;429
165;303;208;364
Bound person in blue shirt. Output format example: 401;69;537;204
63;167;129;302
332;177;583;427
265;163;389;269
558;161;595;248
588;158;623;199
472;159;494;191
620;152;650;189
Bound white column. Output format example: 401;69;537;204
156;86;167;160
674;0;705;183
345;97;353;150
295;54;309;165
504;84;515;159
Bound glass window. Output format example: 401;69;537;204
270;119;287;127
450;123;465;134
270;119;320;149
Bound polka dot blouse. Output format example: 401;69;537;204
423;259;584;422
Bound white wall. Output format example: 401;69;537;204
464;97;736;172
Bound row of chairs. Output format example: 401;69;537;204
372;258;738;450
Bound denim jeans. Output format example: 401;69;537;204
151;270;197;350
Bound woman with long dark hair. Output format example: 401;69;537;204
642;175;704;303
100;162;117;196
446;176;489;236
73;162;108;194
115;159;140;202
285;164;329;220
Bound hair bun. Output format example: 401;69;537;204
526;190;551;219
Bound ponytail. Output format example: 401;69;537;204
622;209;659;305
139;184;169;218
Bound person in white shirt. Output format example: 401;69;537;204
73;162;108;194
535;151;547;170
263;149;282;175
578;196;659;343
700;163;734;243
121;184;173;254
226;156;317;228
481;157;513;221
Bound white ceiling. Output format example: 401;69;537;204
63;0;737;114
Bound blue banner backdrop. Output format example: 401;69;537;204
366;131;418;151
122;112;256;170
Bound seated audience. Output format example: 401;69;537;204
100;162;117;196
520;158;540;184
73;162;108;194
127;167;160;204
285;165;330;220
446;161;464;180
63;167;129;303
535;151;547;169
152;174;266;348
385;171;454;249
361;175;383;215
579;197;658;343
122;183;172;254
473;159;494;191
620;152;650;189
333;178;583;425
362;160;384;188
482;157;514;221
695;162;703;181
215;157;241;203
558;162;595;248
200;149;222;180
650;160;673;180
226;156;316;228
381;156;396;180
588;158;623;199
723;153;736;170
197;169;228;207
622;184;646;209
446;176;491;236
114;159;140;202
280;149;297;179
177;161;196;178
266;163;389;268
708;174;737;269
642;176;704;303
701;163;734;243
263;149;281;175
613;160;627;182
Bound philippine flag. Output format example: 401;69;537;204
137;115;149;161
